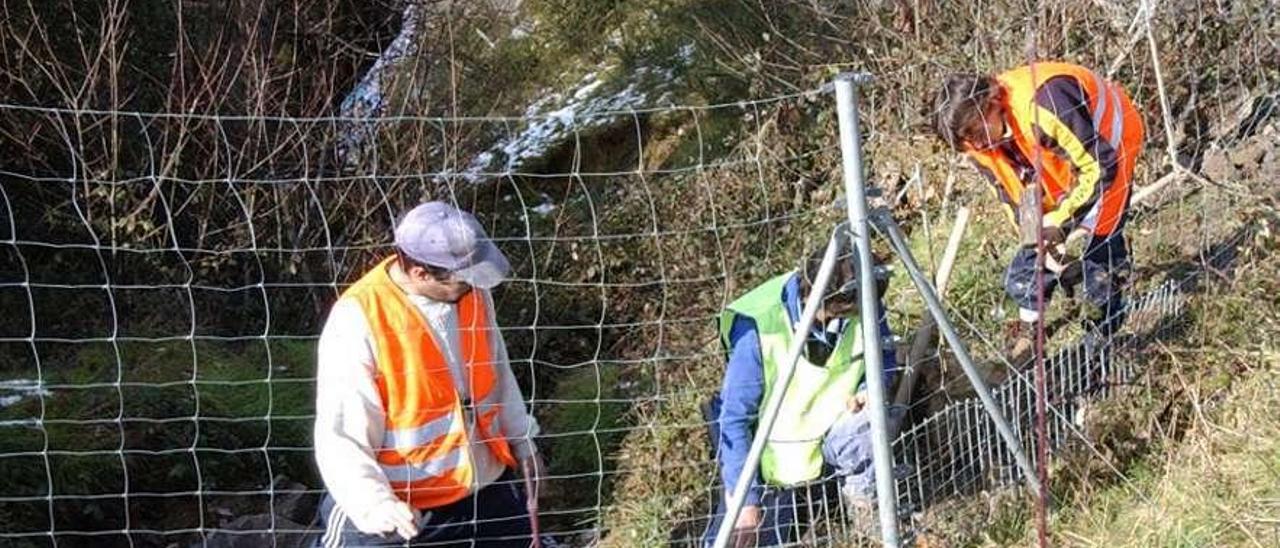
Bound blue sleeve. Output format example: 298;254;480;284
858;302;898;391
717;314;765;507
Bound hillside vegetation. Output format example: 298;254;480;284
0;1;1276;546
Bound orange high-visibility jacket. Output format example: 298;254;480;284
341;257;517;509
967;62;1145;236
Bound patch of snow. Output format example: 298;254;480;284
676;43;696;63
510;18;535;40
449;44;696;183
0;379;51;410
530;193;557;216
473;151;495;169
572;77;605;100
335;2;430;167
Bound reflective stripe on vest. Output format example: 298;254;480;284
381;398;505;451
971;62;1142;236
381;445;469;483
1086;70;1124;150
341;257;517;509
719;273;865;487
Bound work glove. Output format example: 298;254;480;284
1025;224;1076;275
1052;226;1099;280
1023;223;1065;249
1041;225;1068;270
350;498;420;540
1040;224;1066;248
1059;261;1085;296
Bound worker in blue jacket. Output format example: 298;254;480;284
703;246;897;547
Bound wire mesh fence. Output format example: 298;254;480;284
892;277;1187;518
0;1;1276;547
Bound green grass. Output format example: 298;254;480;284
5;1;1276;545
882;195;1011;347
1035;233;1280;547
0;338;319;538
601;364;720;547
538;363;637;527
1042;359;1280;547
922;185;1280;546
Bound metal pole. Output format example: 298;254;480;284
711;232;844;548
874;210;1044;495
834;72;901;547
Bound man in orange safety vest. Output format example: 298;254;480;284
932;61;1144;363
313;201;545;547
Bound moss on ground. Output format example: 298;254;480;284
0;339;318;539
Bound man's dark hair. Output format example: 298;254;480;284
800;244;889;305
931;73;1002;151
801;246;855;297
396;248;451;280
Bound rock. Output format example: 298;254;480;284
272;478;320;525
203;515;316;548
1228;136;1270;169
1200;147;1238;183
1257;145;1280;185
199;477;320;547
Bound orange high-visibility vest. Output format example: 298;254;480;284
341;257;517;509
967;62;1145;236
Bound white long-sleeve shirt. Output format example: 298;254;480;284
314;287;539;514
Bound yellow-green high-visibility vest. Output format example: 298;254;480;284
719;272;865;486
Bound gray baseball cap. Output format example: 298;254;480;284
393;202;511;289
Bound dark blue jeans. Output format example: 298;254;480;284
314;470;533;547
701;399;879;547
701;487;808;547
1004;229;1131;336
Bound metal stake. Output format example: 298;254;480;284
834;72;901;547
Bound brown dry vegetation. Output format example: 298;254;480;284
0;1;1277;547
